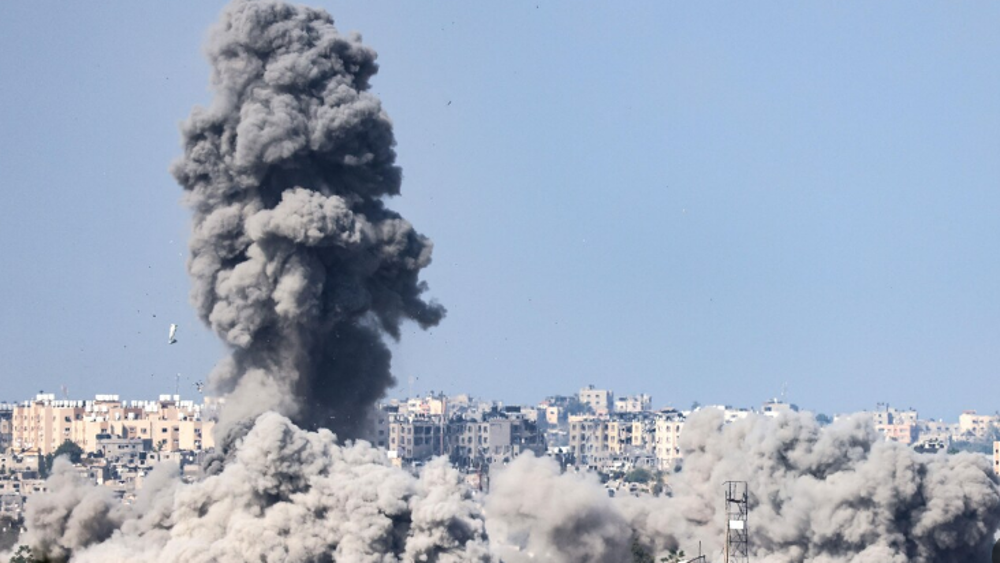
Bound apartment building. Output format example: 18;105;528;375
0;404;12;453
388;415;446;461
10;394;215;455
959;410;997;440
568;414;610;468
578;385;614;416
569;410;685;471
654;414;685;470
614;394;652;414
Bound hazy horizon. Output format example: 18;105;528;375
1;2;998;423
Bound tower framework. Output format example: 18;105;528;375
723;481;749;563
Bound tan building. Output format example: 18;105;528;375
544;406;563;425
388;415;445;461
11;394;214;455
606;418;653;455
876;422;917;445
568;414;610;467
654;416;684;470
578;385;614;416
959;410;997;440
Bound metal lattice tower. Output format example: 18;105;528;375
724;481;749;563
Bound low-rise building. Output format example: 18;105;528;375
614;394;651;414
761;399;799;417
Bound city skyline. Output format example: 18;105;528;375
1;2;999;424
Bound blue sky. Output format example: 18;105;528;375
0;2;997;420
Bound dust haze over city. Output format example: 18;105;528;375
1;1;999;562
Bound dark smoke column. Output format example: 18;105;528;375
171;0;444;446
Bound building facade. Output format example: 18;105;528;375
10;394;215;455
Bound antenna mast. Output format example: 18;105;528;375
724;481;749;563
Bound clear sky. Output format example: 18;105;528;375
1;2;997;421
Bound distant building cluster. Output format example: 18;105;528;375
7;393;216;455
2;385;1000;523
0;393;217;521
374;394;545;478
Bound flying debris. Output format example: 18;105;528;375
167;323;178;345
15;3;1000;563
194;381;204;393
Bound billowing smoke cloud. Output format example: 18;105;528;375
22;413;491;562
485;411;1000;563
486;454;632;563
170;0;443;445
20;412;1000;562
18;460;124;561
657;410;1000;562
13;1;1000;561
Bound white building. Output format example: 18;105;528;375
614;394;652;413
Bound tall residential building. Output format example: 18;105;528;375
568;414;610;469
654;413;685;470
10;394;215;455
959;410;997;440
0;404;12;454
868;404;920;445
578;385;614;415
388;415;446;461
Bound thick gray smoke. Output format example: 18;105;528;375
485;411;1000;563
19;412;1000;562
170;0;443;445
13;1;1000;561
486;454;632;563
21;413;491;562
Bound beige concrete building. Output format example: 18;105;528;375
578;385;614;416
11;394;215;455
614;394;651;413
606;418;654;455
544;406;563;425
654;416;684;470
959;410;997;440
388;415;445;460
568;414;610;467
876;422;918;445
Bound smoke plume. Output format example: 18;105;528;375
14;1;1000;562
170;0;443;445
486;454;632;563
22;413;491;562
483;411;1000;563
